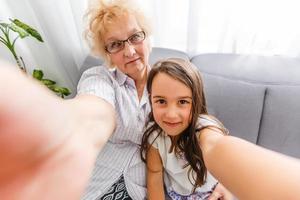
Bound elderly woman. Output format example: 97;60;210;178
77;0;230;199
77;0;151;199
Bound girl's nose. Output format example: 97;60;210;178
164;106;178;119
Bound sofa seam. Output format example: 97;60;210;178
255;88;268;144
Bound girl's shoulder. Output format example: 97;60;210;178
148;128;162;141
196;114;219;127
147;128;165;149
196;114;229;135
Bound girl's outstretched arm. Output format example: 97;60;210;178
146;145;165;200
0;61;115;199
199;129;300;200
208;182;233;200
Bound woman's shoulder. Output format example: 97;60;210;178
81;65;113;77
77;65;118;102
78;65;118;86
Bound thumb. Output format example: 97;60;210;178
208;191;222;200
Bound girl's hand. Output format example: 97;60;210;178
208;183;234;200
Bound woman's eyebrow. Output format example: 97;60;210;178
105;29;141;42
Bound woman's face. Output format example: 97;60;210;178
151;72;193;137
103;14;150;79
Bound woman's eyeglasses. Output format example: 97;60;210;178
105;31;146;54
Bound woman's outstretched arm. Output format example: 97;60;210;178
0;61;115;199
199;129;300;200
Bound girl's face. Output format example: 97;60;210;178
103;14;150;80
151;72;192;137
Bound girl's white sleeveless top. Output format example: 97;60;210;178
148;115;219;196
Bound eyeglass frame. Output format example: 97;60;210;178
104;31;146;54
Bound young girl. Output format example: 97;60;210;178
141;58;232;200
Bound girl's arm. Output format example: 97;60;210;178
146;145;165;200
208;182;233;200
199;128;300;200
197;128;233;200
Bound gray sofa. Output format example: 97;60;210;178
78;47;300;159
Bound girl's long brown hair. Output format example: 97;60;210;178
140;58;227;191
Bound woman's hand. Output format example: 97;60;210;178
208;183;234;200
0;62;115;200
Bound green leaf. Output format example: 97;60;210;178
32;69;44;80
47;85;71;97
32;68;71;98
41;79;56;86
58;87;71;96
47;85;61;93
8;23;29;38
11;19;44;42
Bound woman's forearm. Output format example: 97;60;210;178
69;94;116;151
0;61;116;199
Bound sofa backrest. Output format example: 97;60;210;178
79;47;300;158
191;53;300;158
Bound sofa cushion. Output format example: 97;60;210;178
149;47;189;65
191;53;300;84
257;86;300;158
201;73;266;143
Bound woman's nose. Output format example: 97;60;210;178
123;42;136;57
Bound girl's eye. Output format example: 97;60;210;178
179;100;190;105
154;99;166;104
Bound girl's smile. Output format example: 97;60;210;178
163;121;182;127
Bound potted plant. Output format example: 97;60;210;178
0;18;71;98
